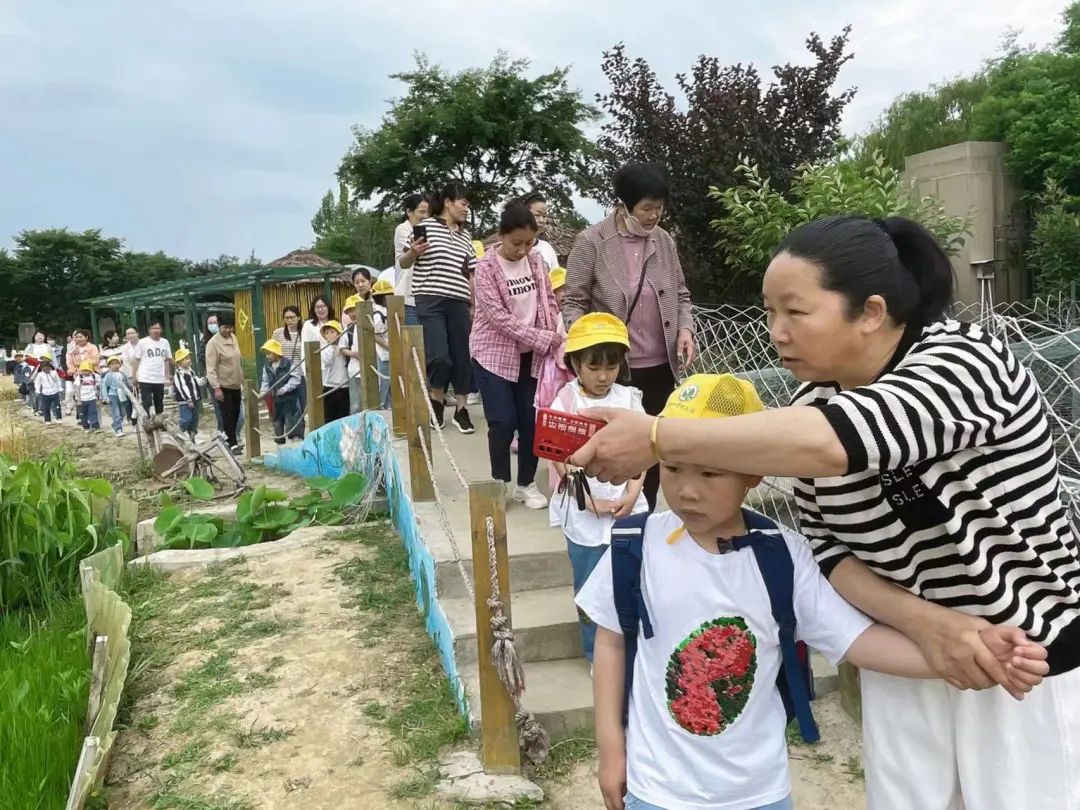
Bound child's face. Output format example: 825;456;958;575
661;462;758;539
263;351;280;364
179;357;192;369
574;357;620;398
321;328;341;343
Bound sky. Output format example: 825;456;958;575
0;0;1069;263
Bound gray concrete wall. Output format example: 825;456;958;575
904;141;1026;307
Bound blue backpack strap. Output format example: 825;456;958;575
734;511;820;744
610;511;653;726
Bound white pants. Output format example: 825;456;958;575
861;668;1080;810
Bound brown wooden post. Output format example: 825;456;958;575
838;662;862;724
304;340;324;431
402;325;434;502
468;479;520;775
243;383;261;460
386;295;407;437
357;299;381;410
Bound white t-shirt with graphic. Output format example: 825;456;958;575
575;510;872;810
134;337;173;384
548;381;649;546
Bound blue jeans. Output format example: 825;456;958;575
625;792;793;810
405;305;420;326
473;355;537;486
108;395;125;433
79;400;100;430
39;393;60;422
272;397;301;443
178;401;201;436
566;538;608;662
378;359;390;408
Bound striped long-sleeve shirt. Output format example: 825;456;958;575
408;217;476;302
791;319;1080;674
173;367;202;405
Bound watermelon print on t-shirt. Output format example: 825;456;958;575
666;616;757;736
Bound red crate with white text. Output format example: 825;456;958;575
533;408;605;462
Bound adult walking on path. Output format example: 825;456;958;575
470;203;563;509
205;312;245;454
120;326;140;425
399;181;478;434
132;322;173;416
563;162;695;509
569;214;1080;810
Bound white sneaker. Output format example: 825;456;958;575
511;483;548;510
466;392;481;406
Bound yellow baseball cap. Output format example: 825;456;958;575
321;320;343;334
472;240;486;258
261;339;283;356
565;313;630;354
371;278;394;296
79;360;94;372
174;348;191;363
660;374;765;420
343;294;361;311
549;266;566;291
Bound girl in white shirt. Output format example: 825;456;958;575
318;321;350;423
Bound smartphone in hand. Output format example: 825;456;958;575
412;224;427;242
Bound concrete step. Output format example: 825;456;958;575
413;501;573;599
443;586;581;666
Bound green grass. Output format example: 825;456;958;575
0;595;91;807
842;754;865;782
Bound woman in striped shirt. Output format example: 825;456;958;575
570;215;1079;810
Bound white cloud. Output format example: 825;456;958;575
0;0;1073;261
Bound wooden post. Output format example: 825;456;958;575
468;480;520;775
243;383;261;460
304;340;324;431
357;299;381;410
386;295;407;437
402;325;434;502
838;662;862;724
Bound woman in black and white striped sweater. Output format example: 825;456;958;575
570;214;1079;810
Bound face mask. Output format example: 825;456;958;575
622;205;656;238
208;323;219;334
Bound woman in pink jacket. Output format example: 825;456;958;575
470;203;564;510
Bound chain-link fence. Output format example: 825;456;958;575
689;290;1080;531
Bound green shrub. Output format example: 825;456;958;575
709;152;969;296
1027;180;1080;294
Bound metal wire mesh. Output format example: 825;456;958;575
688;291;1080;532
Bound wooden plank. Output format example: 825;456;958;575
357;299;381;410
304;340;324;431
838;662;862;724
64;736;100;810
402;326;434;502
243;383;261;460
386;295;407;437
85;636;108;734
468;480;520;775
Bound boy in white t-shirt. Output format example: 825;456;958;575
575;374;1051;810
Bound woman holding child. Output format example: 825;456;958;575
571;214;1079;810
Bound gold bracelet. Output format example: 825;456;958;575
650;416;665;462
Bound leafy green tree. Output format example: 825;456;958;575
0;249;27;344
591;29;855;291
709;153;969;300
121;251;189;288
337;52;598;234
1026;180;1080;293
312;185;406;268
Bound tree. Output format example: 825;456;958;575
592;30;855;292
709;153;969;300
312;185;411;268
337;52;598;234
0;249;26;344
1026;180;1080;294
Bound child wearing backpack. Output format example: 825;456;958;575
172;348;202;441
101;355;130;437
575;374;1051;810
258;338;302;445
550;313;647;666
74;360;101;431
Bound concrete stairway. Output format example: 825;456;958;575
401;414;838;739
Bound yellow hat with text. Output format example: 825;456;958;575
565;312;629;354
549;266;566;291
260;339;283;356
174;348;191;363
660;374;765;420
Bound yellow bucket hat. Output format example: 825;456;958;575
565;313;629;354
174;348;191;363
40;353;53;362
261;339;283;356
79;360;94;372
343;294;361;311
371;278;394;296
661;374;765;420
549;266;566;291
321;320;343;334
106;355;121;366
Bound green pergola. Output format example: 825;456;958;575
84;264;339;378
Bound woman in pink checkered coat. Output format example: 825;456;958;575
470;203;565;510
